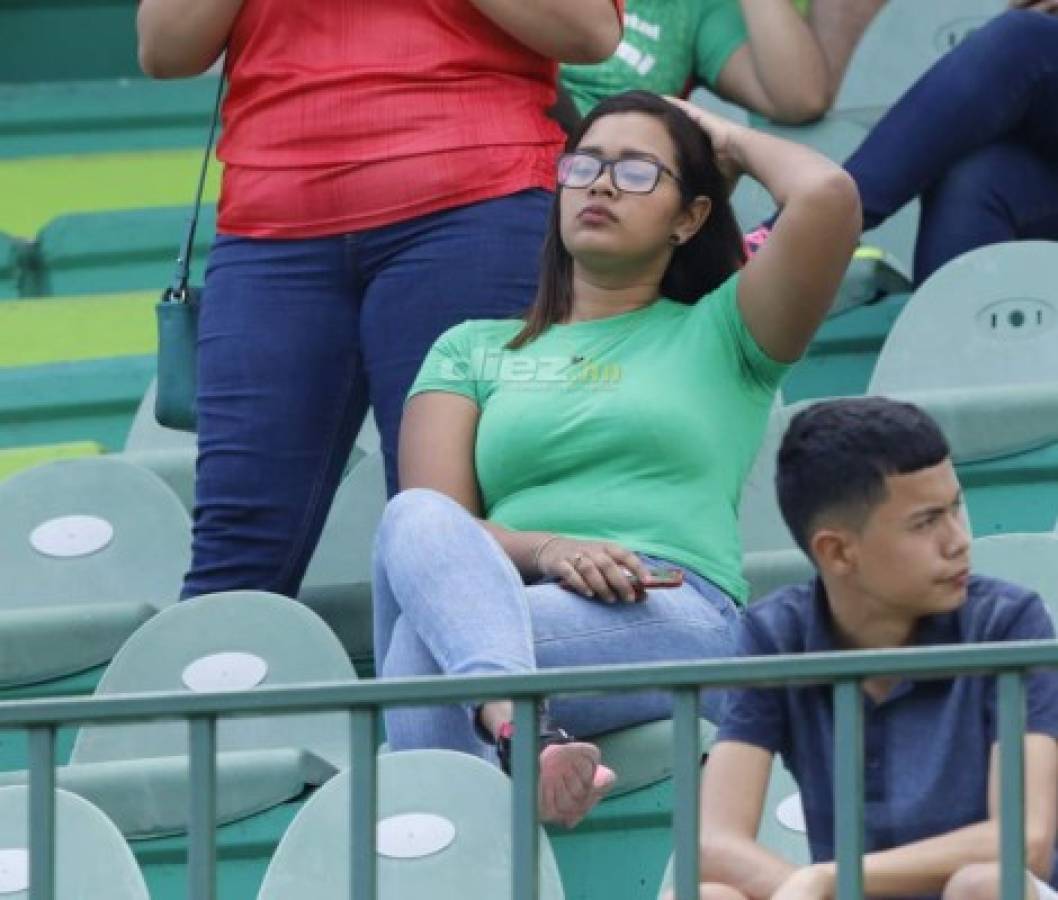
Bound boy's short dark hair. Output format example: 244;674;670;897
776;397;950;555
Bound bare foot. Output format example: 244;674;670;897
538;740;616;828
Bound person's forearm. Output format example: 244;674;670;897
699;833;797;900
807;0;885;96
729;125;850;210
137;0;243;79
467;0;621;63
812;820;1052;897
480;521;556;580
739;0;831;121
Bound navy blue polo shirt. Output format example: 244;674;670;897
718;576;1058;881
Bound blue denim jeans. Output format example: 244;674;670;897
372;489;741;758
182;189;551;599
844;10;1058;284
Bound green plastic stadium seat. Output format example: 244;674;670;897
863;243;1058;533
0;786;148;899
32;205;214;297
0;357;155;456
869;242;1058;394
258;750;565;900
0;440;103;482
738;404;814;600
120;382;380;516
0;230;22;298
300;450;388;670
834;0;1004;119
655;760;810;898
0;77;221;159
4;592;357;838
0;457;189;686
594;719;717;798
118;381;199;511
122;381;198;454
972;533;1058;615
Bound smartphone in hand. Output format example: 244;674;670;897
637;567;684;589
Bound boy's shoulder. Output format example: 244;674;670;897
740;581;820;654
957;574;1053;642
741;574;1052;654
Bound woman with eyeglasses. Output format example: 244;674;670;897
373;90;859;827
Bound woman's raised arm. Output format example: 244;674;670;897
669;99;860;363
137;0;244;78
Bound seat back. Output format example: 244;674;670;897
34;205;214;297
0;231;20;299
0;456;189;609
301;450;387;666
0;786;148;898
123;380;198;453
869;242;1058;395
739;402;796;555
72;591;357;769
834;0;1005;117
972;533;1058;619
258;750;564;899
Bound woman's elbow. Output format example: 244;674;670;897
768;83;833;125
812;168;862;226
137;42;173;79
138;41;216;79
561;15;621;64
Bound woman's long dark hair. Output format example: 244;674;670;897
508;90;746;349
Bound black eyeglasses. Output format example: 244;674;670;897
556;152;682;194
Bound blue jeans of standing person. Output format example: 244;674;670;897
372;489;740;758
844;10;1058;284
181;189;551;600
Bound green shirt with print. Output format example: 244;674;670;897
561;0;749;115
560;0;813;117
408;273;787;603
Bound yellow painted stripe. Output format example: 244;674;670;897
0;442;104;482
0;291;157;367
1;148;220;238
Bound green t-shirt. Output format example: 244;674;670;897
408;273;787;602
560;0;749;116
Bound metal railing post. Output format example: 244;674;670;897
350;708;378;900
998;672;1026;900
672;688;701;900
834;680;864;900
27;726;56;900
512;698;540;900
188;715;217;900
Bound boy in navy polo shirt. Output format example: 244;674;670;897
693;398;1058;900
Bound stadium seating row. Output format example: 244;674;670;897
2;241;1056;694
0;528;1053;898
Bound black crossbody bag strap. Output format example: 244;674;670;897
167;76;225;301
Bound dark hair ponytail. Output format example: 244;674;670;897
509;90;745;349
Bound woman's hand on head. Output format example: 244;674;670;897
538;538;653;603
663;97;745;192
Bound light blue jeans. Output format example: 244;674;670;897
372;488;741;757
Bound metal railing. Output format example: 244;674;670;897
3;639;1058;900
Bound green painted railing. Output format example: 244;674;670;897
2;639;1057;900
